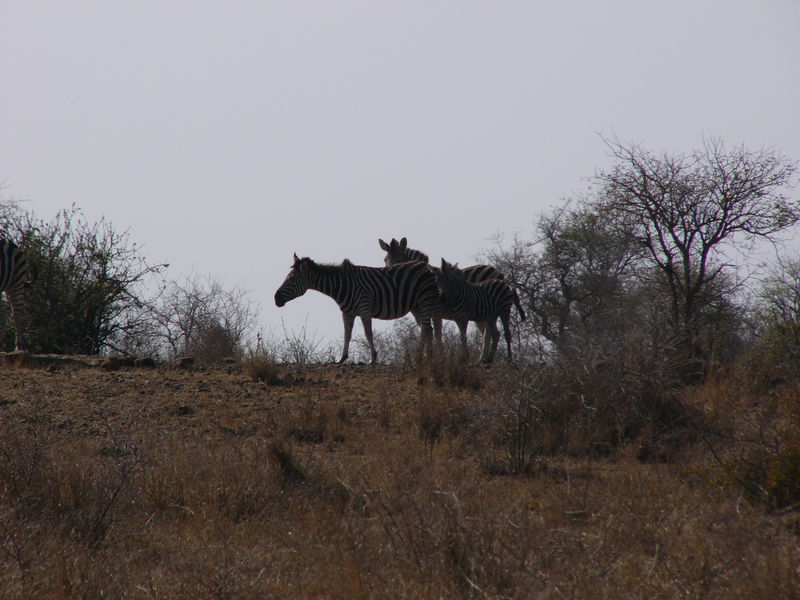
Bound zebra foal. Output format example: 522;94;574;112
436;259;524;364
274;254;439;364
379;237;525;349
0;238;36;351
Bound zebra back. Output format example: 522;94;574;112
275;254;439;320
437;259;517;322
460;264;504;284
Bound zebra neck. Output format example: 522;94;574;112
308;266;347;303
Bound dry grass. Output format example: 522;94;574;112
241;351;283;385
0;361;798;598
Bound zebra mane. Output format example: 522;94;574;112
395;239;428;263
407;248;430;263
295;256;358;273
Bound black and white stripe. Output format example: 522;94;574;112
379;237;526;348
379;236;502;282
274;254;439;364
437;259;524;363
0;238;36;351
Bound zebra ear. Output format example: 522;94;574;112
441;259;459;273
379;239;390;251
400;237;407;249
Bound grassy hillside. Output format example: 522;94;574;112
0;359;798;599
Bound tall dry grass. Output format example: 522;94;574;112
0;360;798;598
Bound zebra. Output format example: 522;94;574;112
0;238;36;351
436;258;525;364
379;236;501;280
274;254;439;365
378;236;525;349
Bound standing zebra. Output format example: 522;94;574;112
379;236;502;281
378;236;525;348
274;254;439;364
436;259;525;364
0;238;36;351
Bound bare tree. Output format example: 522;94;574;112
760;256;800;328
151;274;259;364
597;135;798;370
486;198;640;351
752;254;800;373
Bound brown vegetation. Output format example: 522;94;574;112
0;359;798;599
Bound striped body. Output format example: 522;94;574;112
0;239;35;350
379;236;503;282
379;237;525;349
437;259;523;363
275;254;438;364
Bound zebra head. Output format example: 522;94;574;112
274;253;312;307
378;236;429;266
436;258;463;300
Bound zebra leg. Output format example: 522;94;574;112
339;312;356;364
500;308;513;362
433;317;444;351
361;316;378;365
480;320;500;364
7;289;24;351
456;318;469;358
488;319;501;363
478;320;491;362
416;316;434;363
0;295;8;350
411;310;435;363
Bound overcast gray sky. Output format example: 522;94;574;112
2;1;799;351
